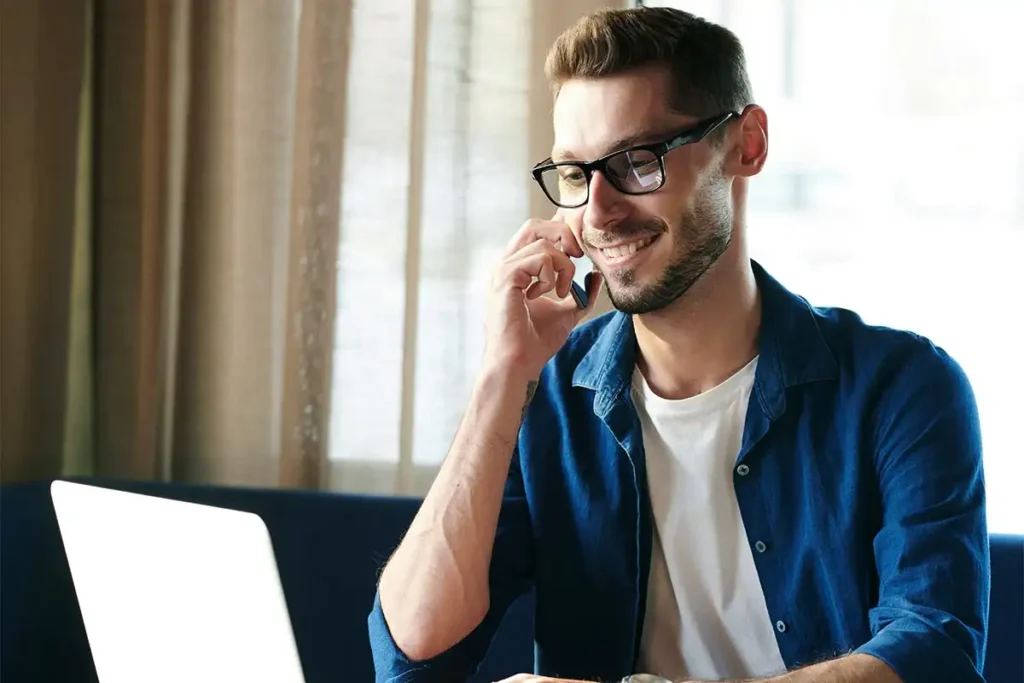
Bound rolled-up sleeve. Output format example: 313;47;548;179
368;450;535;683
855;343;989;683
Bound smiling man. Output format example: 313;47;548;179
368;7;988;683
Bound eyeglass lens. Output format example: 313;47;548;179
539;148;664;207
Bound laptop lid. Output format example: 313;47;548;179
50;481;306;683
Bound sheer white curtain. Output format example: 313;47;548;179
647;0;1024;533
328;0;622;494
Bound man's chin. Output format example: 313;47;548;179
605;268;698;315
605;282;663;315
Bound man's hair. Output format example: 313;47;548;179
545;7;753;120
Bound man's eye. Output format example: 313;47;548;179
560;169;586;186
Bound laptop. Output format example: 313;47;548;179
50;480;307;683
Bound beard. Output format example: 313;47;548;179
601;179;733;315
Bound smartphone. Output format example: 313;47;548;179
569;255;595;309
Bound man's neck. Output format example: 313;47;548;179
632;248;761;401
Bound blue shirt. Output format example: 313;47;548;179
369;261;989;683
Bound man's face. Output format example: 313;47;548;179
552;68;735;315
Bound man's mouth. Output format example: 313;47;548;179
597;234;659;262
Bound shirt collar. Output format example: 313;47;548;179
571;260;838;419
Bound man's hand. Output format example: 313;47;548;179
483;215;602;381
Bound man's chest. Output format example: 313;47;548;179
527;394;882;670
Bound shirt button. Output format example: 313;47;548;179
776;620;787;633
755;540;767;553
736;464;750;476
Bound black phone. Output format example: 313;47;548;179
569;255;595;309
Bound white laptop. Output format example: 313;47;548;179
50;480;307;683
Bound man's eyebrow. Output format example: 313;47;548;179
551;129;671;162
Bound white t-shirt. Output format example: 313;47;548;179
632;357;787;681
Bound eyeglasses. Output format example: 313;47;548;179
531;111;738;209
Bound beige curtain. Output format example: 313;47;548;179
2;0;348;488
2;0;93;482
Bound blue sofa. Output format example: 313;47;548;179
1;479;1021;682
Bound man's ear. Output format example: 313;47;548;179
727;104;768;178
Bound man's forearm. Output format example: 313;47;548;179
683;653;901;683
377;366;536;662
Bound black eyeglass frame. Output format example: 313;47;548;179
531;110;739;208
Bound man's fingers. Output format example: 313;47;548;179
500;252;561;294
503;218;583;258
524;280;551;301
505;237;572;263
519;239;574;300
554;262;573;299
536;255;556;296
501;240;574;289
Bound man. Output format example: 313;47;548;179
368;7;988;683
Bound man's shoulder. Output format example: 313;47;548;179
806;299;970;395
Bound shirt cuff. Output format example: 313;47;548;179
854;618;984;683
367;592;480;683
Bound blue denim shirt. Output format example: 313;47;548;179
369;261;989;683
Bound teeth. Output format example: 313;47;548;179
601;237;651;260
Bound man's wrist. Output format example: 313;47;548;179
473;364;538;413
460;364;540;449
478;354;540;389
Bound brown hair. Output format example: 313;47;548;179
545;6;753;119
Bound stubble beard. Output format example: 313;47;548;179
606;181;733;315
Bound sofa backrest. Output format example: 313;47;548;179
987;533;1024;683
2;479;1021;682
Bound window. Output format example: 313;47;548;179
645;0;1024;533
328;0;535;494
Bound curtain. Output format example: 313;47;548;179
2;0;347;488
1;0;620;491
2;0;93;481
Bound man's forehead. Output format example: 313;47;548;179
551;126;666;162
550;72;688;161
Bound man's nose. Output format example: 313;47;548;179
583;171;629;232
